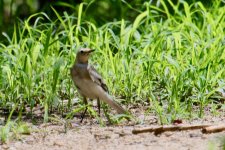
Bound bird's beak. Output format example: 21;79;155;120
88;49;95;53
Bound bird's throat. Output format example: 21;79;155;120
76;63;88;68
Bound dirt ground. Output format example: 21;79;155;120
1;106;225;150
0;103;225;150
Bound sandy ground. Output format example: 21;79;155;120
1;114;225;150
2;125;225;150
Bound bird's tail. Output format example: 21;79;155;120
100;92;126;114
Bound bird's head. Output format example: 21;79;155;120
76;48;95;63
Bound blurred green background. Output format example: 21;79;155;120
0;0;218;42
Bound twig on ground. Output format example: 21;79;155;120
132;124;211;135
202;125;225;134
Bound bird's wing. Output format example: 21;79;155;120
87;65;108;92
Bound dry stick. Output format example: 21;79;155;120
132;124;211;135
202;125;225;134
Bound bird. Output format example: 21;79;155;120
70;48;126;122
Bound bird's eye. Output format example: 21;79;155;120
80;50;84;54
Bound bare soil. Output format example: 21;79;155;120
1;106;225;150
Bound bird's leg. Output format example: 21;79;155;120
97;99;101;116
80;97;88;123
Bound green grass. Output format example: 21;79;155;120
0;0;224;132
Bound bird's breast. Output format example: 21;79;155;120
74;77;104;99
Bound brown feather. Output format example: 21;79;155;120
88;65;108;92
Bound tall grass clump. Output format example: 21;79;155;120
0;1;224;124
